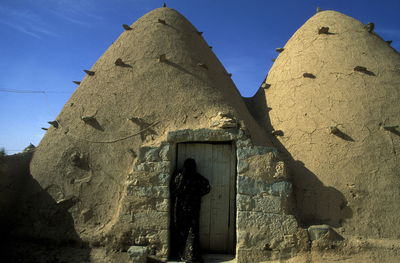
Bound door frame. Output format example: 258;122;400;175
170;141;237;255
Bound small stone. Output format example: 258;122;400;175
210;112;237;129
273;161;287;179
365;22;374;33
81;115;96;123
329;126;340;135
84;70;95;76
128;149;137;158
354;66;368;72
353;66;375;76
308;224;332;241
115;58;126;67
122;24;132;30
197;63;208;69
275;47;284;53
127;246;148;263
271;130;284;136
318;27;330;34
48;120;59;128
261;83;271;89
158;54;167;63
303;73;316;79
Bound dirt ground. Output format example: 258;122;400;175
268;236;400;263
4;236;400;263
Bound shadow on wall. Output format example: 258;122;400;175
0;151;91;262
246;89;353;228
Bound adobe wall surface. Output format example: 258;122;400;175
259;10;400;239
28;7;271;248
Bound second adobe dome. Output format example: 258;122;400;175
262;10;400;239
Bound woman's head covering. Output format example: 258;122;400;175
183;158;197;173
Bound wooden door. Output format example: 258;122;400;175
177;143;236;253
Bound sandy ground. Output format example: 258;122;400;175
4;240;400;263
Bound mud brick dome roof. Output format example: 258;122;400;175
258;10;400;238
29;7;268;242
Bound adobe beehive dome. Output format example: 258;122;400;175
262;10;400;238
28;7;268;243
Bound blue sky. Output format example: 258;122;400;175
0;0;399;154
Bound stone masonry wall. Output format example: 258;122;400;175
118;143;172;260
115;128;305;262
235;146;303;262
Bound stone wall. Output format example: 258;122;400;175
235;146;304;262
115;128;305;262
117;143;172;260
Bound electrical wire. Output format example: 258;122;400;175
0;88;71;94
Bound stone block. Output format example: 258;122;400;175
253;195;282;214
237;176;269;196
159;144;171;161
273;161;288;180
210;112;238;128
131;229;169;247
133;211;168;229
158;173;170;185
307;224;332;241
167;128;238;143
127;185;169;198
236;138;252;148
138;147;160;162
155;198;169;212
237;194;255;211
243;154;286;183
125;196;165;212
238;176;292;197
269;181;292;197
127;171;159;186
237;146;277;160
134;161;170;173
127;246;147;263
237;159;249;173
237;211;298;237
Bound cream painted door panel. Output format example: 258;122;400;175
177;143;235;253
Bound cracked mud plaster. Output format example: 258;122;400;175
261;10;400;239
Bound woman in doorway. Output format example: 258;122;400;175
172;158;210;263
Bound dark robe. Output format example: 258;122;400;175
171;159;210;263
